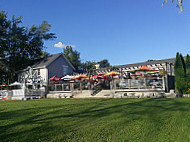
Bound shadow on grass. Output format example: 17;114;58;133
1;98;190;141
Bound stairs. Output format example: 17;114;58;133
91;82;103;96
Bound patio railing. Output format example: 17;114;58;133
115;77;164;89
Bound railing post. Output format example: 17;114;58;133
144;78;147;89
162;76;165;90
55;84;57;91
70;83;74;93
80;81;82;93
88;81;91;90
128;79;131;89
114;80;116;90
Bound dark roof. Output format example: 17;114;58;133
31;53;62;68
117;58;176;69
96;57;178;71
21;53;75;70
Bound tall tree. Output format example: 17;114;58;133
174;52;186;95
63;45;81;70
0;11;56;82
185;54;190;90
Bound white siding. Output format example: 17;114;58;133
40;68;48;84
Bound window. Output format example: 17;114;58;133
62;65;68;75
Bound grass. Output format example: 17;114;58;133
1;98;190;142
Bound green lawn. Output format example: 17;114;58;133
1;98;190;142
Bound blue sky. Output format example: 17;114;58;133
1;0;190;65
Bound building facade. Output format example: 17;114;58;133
18;53;75;86
96;58;176;76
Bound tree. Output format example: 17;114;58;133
0;11;56;83
185;54;190;90
98;59;110;68
63;45;81;70
174;52;186;95
162;0;183;12
81;61;96;76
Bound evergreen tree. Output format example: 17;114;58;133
174;52;186;95
186;54;190;91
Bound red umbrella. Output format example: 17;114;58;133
49;75;62;81
92;75;104;79
131;72;142;76
0;84;8;87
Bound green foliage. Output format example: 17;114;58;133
0;11;56;83
98;59;110;68
174;52;186;94
62;46;111;74
81;61;96;76
63;45;81;70
162;0;183;13
185;54;190;91
2;98;190;141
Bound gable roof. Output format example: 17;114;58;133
22;53;75;70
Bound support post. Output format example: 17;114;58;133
80;81;82;93
55;84;57;91
144;78;147;89
70;83;74;93
114;79;116;90
128;79;131;89
88;81;91;90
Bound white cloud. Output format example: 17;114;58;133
54;42;65;48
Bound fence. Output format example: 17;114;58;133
25;89;45;96
115;77;164;89
48;81;91;92
47;77;165;93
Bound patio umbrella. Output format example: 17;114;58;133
144;71;159;75
49;75;62;81
104;71;121;76
134;66;157;72
92;74;104;79
74;74;89;80
0;84;8;87
131;72;142;76
61;75;74;80
9;82;22;86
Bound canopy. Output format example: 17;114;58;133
131;72;142;76
104;71;121;76
74;74;89;80
9;82;22;86
0;84;8;87
144;71;159;75
61;75;74;80
92;74;105;79
134;66;157;72
49;75;62;81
